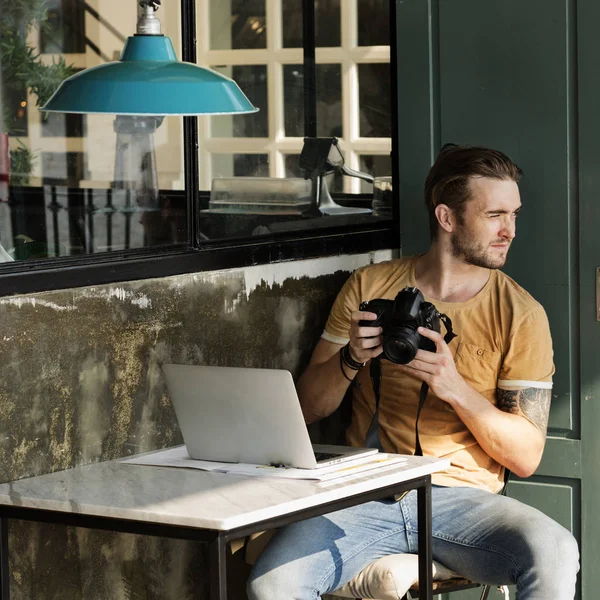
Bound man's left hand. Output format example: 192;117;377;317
397;327;468;405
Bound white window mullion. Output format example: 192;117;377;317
341;0;358;50
348;47;390;63
203;138;305;153
341;0;358;193
270;56;285;177
204;48;300;66
197;0;212;189
267;0;283;176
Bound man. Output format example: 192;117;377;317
247;145;579;600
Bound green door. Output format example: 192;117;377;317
393;1;599;597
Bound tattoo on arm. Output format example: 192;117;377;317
497;387;551;436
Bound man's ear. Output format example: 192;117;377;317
434;204;455;234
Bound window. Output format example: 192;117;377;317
1;1;187;265
0;0;398;295
198;0;393;242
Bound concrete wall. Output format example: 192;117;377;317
0;250;392;599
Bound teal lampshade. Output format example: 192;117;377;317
41;36;259;116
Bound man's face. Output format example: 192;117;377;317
450;177;521;269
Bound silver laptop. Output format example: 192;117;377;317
161;364;377;469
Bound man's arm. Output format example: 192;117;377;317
297;311;382;424
496;387;551;438
296;339;351;424
399;327;549;477
443;383;548;478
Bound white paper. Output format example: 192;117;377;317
121;446;408;481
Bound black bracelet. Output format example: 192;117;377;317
339;349;361;387
339;350;354;382
341;343;366;370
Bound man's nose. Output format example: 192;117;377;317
500;217;516;240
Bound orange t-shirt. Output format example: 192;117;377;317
322;256;554;493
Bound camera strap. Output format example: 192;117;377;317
365;314;456;455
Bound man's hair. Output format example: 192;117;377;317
424;144;523;240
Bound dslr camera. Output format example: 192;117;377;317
359;286;448;364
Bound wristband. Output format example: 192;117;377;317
341;343;366;370
339;348;361;388
339;350;355;382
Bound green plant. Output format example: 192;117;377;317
1;0;76;180
9;139;36;185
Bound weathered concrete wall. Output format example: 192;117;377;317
0;250;392;600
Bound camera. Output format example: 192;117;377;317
359;286;446;364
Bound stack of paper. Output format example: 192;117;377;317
121;446;408;482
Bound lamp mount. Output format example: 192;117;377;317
139;0;161;9
137;0;162;35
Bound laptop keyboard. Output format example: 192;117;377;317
314;451;343;463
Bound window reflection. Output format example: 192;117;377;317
40;0;86;54
282;0;341;48
212;66;268;138
283;64;342;138
0;0;395;264
3;186;188;261
358;0;390;46
212;154;270;178
41;113;86;138
209;0;266;50
0;1;186;262
358;63;392;138
359;154;393;192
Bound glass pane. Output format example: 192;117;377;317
283;65;304;137
283;64;342;138
5;87;28;137
0;1;187;263
284;153;343;192
42;69;86;138
358;0;390;46
201;154;277;241
282;0;341;48
40;0;86;54
284;154;302;178
317;64;343;137
212;66;268;138
211;154;270;178
209;0;266;50
358;154;393;192
358;63;392;137
42;113;86;138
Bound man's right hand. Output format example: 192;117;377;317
348;311;384;363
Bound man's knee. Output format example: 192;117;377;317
247;566;309;600
246;570;273;600
518;516;579;592
533;523;579;576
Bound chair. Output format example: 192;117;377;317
326;471;512;600
325;553;509;600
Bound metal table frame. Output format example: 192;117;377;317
0;474;433;600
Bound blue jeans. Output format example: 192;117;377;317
247;485;579;600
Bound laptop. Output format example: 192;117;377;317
161;364;377;469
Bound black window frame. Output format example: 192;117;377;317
0;0;400;297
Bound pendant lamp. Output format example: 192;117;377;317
41;0;258;116
39;1;259;247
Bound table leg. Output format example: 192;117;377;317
0;518;8;600
417;477;433;600
209;533;228;600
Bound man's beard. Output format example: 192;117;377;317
450;228;509;269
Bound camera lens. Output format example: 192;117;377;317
383;326;421;364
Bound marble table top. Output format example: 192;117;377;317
0;454;450;531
